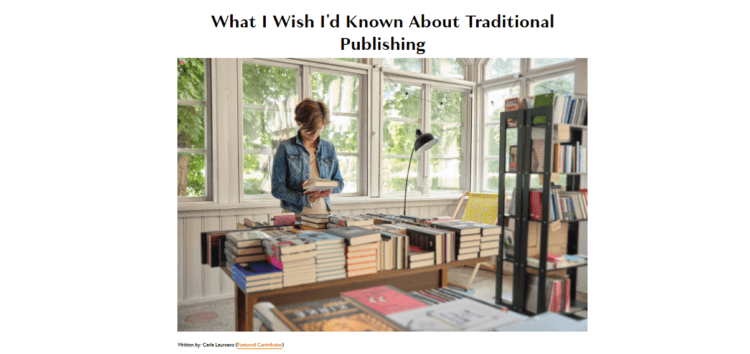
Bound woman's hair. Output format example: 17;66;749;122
295;98;330;133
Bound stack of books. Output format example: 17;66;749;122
297;231;346;282
470;222;502;257
407;244;435;269
328;215;375;228
527;254;587;269
261;230;317;287
324;226;381;277
299;214;330;230
393;223;443;267
224;230;272;268
430;221;482;260
230;261;283;293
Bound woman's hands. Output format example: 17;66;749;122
303;179;332;202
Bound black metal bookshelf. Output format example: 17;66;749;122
495;105;588;315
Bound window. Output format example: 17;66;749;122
381;79;468;196
240;60;364;198
429;88;464;191
485;58;520;80
383;58;422;73
382;81;422;195
177;58;210;198
241;61;299;196
531;58;574;69
483;85;520;192
530;72;575;96
311;70;362;194
431;59;465;80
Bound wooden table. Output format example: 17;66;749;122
224;257;492;331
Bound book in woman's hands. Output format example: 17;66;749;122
303;177;338;192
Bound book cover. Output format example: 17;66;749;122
341;285;427;316
504;97;522;111
386;298;524;331
296;231;344;246
534;92;555;108
226;230;272;248
271;213;296;226
272;297;405;331
302;177;339;192
329;215;375;227
231;262;282;281
530;139;545;172
509;145;518;172
323;226;381;246
529;190;543;221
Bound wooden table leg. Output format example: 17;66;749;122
440;268;449;287
246;295;258;332
235;286;244;331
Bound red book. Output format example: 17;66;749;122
341;285;428;316
564;278;571;312
529;191;543;220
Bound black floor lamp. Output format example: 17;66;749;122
404;129;438;215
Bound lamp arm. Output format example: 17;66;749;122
404;148;415;216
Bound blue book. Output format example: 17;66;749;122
232;262;282;282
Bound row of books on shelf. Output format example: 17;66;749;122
218;217;505;293
531;187;588;221
503;93;588;126
504;188;588;222
253;284;530;331
554;141;586;173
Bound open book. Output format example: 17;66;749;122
303;177;338;192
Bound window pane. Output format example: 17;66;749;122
486;86;521;122
242;63;299;108
243;153;272;195
383;120;420;156
531;58;574;69
241;62;300;198
311;72;360;114
178;105;205;149
337;155;358;194
431;58;464;79
430;88;463;123
242;109;296;151
486;58;520;80
178;153;206;197
486;125;500;157
531;73;575;96
430;123;461;158
177;58;205;101
320;115;358;153
383;82;421;119
382;157;419;194
484;159;501;191
383;58;422;73
430;159;462;190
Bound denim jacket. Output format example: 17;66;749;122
271;131;345;214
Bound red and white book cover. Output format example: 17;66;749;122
341;285;428;316
549;281;562;313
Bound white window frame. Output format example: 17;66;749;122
477;58;577;193
379;70;472;197
178;58;213;201
238;58;368;201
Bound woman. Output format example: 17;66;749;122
271;99;345;215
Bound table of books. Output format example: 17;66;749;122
222;257;492;331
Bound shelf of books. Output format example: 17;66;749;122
497;94;588;316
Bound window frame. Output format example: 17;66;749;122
379;72;472;197
177;58;213;202
238;58;368;201
477;58;577;193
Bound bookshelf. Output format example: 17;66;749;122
496;103;588;315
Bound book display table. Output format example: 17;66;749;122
222;257;492;331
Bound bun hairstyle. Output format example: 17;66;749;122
295;99;330;134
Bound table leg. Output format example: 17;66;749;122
235;286;244;331
440;268;448;287
245;295;258;332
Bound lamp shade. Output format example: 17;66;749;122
414;129;438;153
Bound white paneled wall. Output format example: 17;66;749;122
178;199;459;305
